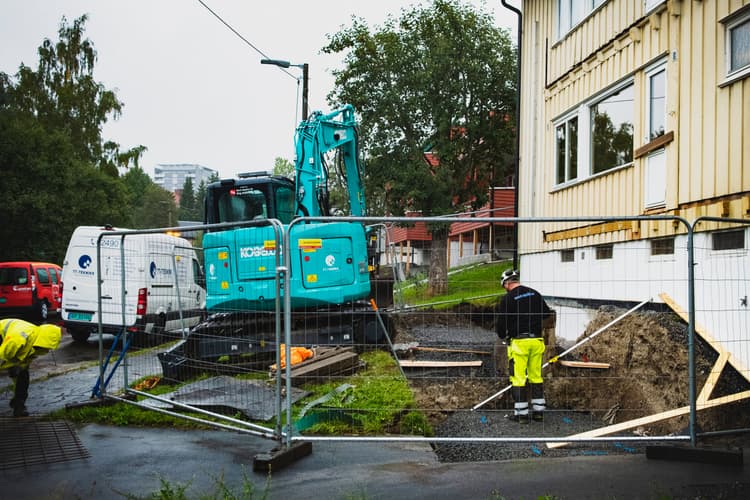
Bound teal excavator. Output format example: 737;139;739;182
160;105;392;378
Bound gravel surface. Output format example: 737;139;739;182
393;310;681;464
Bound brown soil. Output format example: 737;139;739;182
395;304;750;438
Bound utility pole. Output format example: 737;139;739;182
261;58;309;120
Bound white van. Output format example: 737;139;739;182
61;226;206;343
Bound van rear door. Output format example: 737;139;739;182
0;264;32;309
62;232;140;328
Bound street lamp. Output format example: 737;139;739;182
261;58;309;120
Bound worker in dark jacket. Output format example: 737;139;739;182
0;318;61;417
495;269;553;423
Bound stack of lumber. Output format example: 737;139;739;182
270;346;362;386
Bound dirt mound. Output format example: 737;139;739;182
399;303;750;445
548;307;693;433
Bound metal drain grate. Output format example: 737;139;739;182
0;417;90;469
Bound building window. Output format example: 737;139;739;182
595;244;613;260
726;9;750;79
561;249;575;262
651;237;674;256
647;65;666;141
554;79;634;187
591;83;634;174
645;0;666;14
557;0;606;38
556;116;578;184
712;229;745;251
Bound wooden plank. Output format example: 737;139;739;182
658;293;729;357
547;390;750;449
696;351;729;404
399;360;483;368
558;360;611;369
284;351;359;378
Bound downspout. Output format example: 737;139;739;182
500;0;522;270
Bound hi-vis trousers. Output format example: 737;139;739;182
508;337;546;416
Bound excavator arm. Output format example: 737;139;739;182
293;104;366;218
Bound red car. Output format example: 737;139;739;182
0;261;62;321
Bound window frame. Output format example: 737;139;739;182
560;249;575;262
557;0;607;39
553;77;635;189
724;8;750;83
650;237;675;256
644;0;666;15
711;229;746;252
595;244;613;260
645;61;667;143
555;113;579;185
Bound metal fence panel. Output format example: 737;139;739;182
88;215;750;458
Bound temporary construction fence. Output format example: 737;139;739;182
86;215;749;460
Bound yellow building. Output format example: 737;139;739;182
515;1;749;370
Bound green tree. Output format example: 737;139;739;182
0;15;138;261
273;157;294;178
133;184;177;229
2;15;144;174
0;109;129;262
195;180;208;222
324;0;516;294
179;177;197;221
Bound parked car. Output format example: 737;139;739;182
0;261;63;320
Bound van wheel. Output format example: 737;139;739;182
70;328;90;343
38;301;49;321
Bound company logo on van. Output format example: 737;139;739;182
74;255;95;276
149;262;173;279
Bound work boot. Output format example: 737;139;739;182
508;413;529;424
13;406;29;417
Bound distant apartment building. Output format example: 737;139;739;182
153;164;217;192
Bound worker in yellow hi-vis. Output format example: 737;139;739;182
495;270;554;423
0;318;61;417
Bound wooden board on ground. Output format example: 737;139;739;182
660;292;750;384
558;360;611;369
546;293;750;449
546;390;750;449
399;360;483;368
271;346;362;386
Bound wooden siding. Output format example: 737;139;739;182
449;188;515;236
519;0;750;253
387;188;516;244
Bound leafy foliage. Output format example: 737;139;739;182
272;157;294;177
324;0;517;294
0;15;174;261
297;350;431;435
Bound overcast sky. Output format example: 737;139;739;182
1;0;517;180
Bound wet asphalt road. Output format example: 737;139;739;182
2;319;750;498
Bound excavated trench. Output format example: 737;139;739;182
392;305;750;463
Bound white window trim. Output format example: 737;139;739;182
557;0;607;40
644;0;666;15
722;7;750;85
552;77;635;190
553;110;579;186
644;59;667;143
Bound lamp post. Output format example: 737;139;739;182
261;58;309;120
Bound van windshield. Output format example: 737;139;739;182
0;267;28;286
